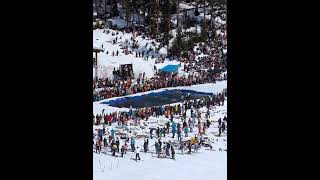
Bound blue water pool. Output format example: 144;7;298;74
101;89;212;108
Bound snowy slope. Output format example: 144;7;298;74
93;100;227;180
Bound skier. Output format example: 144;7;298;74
135;147;141;161
171;145;175;160
154;141;160;158
130;137;136;152
116;50;119;56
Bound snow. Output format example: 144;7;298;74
93;29;170;79
93;7;227;180
93;99;227;180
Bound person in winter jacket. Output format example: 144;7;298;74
110;128;115;139
222;122;226;133
165;142;171;156
207;119;211;128
171;145;175;159
150;128;153;139
116;137;120;152
171;122;177;138
154;142;160;158
103;137;108;147
112;143;117;156
143;139;148;152
130;137;136;152
218;118;222;127
121;145;125;157
183;121;187;129
161;128;166;137
218;126;222;136
156;127;160;138
187;141;192;154
179;141;185;154
177;129;182;142
158;139;162;150
135;147;141;160
95;141;100;154
185;126;190;137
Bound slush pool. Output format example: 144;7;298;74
101;89;212;108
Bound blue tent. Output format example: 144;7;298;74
160;64;180;73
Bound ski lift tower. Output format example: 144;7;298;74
93;46;104;81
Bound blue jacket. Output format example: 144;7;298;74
110;129;115;136
131;138;135;145
184;127;189;134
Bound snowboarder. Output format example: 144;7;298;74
135;147;141;160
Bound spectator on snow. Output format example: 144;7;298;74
135;147;141;160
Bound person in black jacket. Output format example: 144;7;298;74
166;142;171;156
171;145;175;159
150;128;153;139
143;139;148;152
187;141;192;154
156;127;160;138
115;137;120;152
221;122;226;133
110;140;116;152
158;139;162;150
